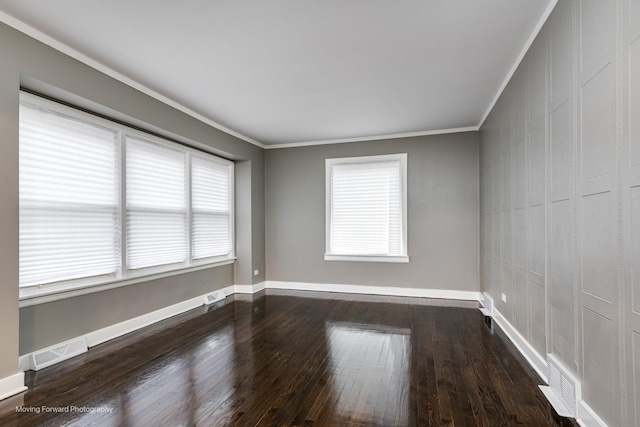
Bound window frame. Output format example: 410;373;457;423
325;153;409;263
19;92;235;303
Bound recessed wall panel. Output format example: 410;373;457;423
580;0;610;73
481;214;487;254
551;100;573;189
503;266;513;321
515;139;526;201
493;261;501;295
632;0;640;25
633;186;640;313
582;307;615;426
530;204;545;276
529;123;546;197
529;37;546;121
515;273;529;335
581;191;614;302
494;211;501;259
550;200;575;365
515;207;527;268
581;65;613;180
486;213;493;256
530;282;546;357
513;73;526;140
504;147;512;204
631;37;640;166
634;332;640;424
503;210;512;263
550;0;574;101
493;160;502;211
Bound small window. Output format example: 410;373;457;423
325;153;408;263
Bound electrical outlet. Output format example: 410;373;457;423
501;293;507;303
253;269;259;276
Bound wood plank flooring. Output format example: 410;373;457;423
0;290;578;426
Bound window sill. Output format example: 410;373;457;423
324;254;409;263
18;258;236;308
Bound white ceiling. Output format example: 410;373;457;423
0;1;554;147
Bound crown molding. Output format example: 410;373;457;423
0;11;265;149
264;126;479;149
477;0;558;129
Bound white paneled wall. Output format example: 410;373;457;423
625;0;640;425
480;0;640;425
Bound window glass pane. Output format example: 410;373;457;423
126;137;187;269
19;102;120;286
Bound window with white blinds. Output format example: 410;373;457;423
18;92;234;294
19;102;120;287
191;156;233;260
325;154;408;263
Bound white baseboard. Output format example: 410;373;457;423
85;284;235;348
19;285;236;372
234;281;266;294
577;400;609;427
18;354;31;373
491;308;548;383
0;372;27;401
265;280;480;301
483;298;609;427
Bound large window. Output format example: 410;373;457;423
325;153;408;263
19;92;234;296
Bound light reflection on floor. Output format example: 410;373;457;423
326;322;411;425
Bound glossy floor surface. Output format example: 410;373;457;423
1;290;577;426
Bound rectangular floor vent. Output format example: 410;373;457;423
31;338;88;371
539;354;581;419
204;291;226;305
479;293;493;317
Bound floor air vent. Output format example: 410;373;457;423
31;338;88;371
204;291;226;305
479;293;493;316
539;354;581;418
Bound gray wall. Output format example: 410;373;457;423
265;133;479;291
479;0;640;425
19;265;233;354
0;21;265;372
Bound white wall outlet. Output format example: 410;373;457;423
501;293;507;303
253;269;259;276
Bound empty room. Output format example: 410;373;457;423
0;0;637;426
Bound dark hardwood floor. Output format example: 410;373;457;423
0;290;578;426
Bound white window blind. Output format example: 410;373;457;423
326;154;407;262
191;156;233;260
19;102;120;287
126;137;188;269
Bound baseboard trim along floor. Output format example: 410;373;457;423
11;281;608;427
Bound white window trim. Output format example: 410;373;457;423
19;92;235;302
325;153;409;263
